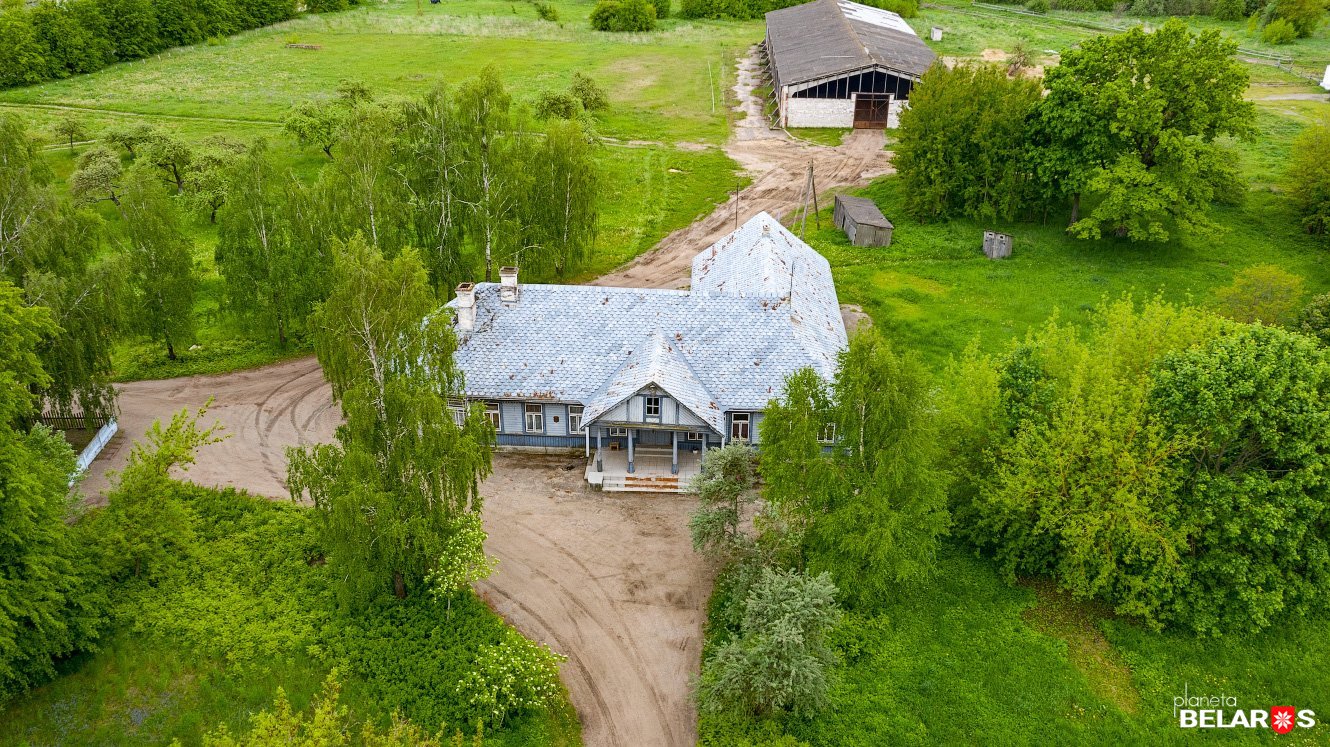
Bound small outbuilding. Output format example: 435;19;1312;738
834;194;893;247
765;0;936;129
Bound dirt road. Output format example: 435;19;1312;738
591;47;894;290
79;358;709;747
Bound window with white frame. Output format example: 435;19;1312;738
687;431;705;442
644;395;662;420
484;402;501;430
569;405;585;434
730;413;750;443
609;426;628;437
818;422;837;444
449;404;466;427
524;403;544;433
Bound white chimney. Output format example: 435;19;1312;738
455;282;476;331
499;266;520;303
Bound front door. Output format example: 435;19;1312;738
636;429;673;447
854;94;891;129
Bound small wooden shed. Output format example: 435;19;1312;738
834;195;893;247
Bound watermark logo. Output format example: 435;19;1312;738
1272;706;1297;735
1173;685;1316;734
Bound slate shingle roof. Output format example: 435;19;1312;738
447;212;848;431
766;0;936;88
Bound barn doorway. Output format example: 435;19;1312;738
853;93;891;129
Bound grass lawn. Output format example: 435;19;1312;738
700;544;1330;746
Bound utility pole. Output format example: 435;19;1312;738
798;162;819;237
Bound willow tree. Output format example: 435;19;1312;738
287;236;494;608
215;140;325;348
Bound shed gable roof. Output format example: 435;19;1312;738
766;0;936;88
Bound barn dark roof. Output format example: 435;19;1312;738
766;0;936;88
836;195;892;228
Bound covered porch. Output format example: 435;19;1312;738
583;425;716;493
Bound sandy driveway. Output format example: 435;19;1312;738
79;357;709;747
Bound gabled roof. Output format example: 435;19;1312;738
446;212;848;415
766;0;936;88
581;331;724;433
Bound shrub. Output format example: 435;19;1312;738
535;90;581;120
1286;121;1330;243
1213;264;1305;325
655;0;671;17
698;567;841;718
1274;0;1324;36
1213;0;1245;19
1025;0;1050;12
1261;16;1298;42
533;0;559;20
569;72;609;111
1297;294;1330;346
589;0;656;30
455;627;566;729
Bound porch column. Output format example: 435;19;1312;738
596;428;603;472
584;425;590;458
671;431;679;475
627;429;635;474
701;432;708;456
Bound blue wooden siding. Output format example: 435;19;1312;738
546;404;568;436
500;401;525;435
497;433;584;449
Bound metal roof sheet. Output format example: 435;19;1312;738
446;212;848;423
766;0;936;87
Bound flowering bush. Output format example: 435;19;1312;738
456;628;566;728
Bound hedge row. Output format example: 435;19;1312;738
0;0;357;89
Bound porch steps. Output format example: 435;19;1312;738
602;473;684;493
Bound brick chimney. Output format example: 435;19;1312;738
455;282;476;331
499;266;520;303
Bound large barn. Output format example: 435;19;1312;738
765;0;936;129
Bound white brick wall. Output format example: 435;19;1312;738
888;100;906;129
783;96;855;128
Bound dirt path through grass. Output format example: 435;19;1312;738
590;46;895;290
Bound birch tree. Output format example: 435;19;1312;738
455;67;528;282
287;237;494;608
317;106;409;254
400;84;468;292
527;119;598;278
119;166;196;360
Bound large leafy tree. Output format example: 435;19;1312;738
894;63;1042;222
0;281;104;705
215;140;325;347
946;298;1330;634
760;331;950;607
287;237;494;608
316;106;410;254
1285;118;1330;244
118;166;197;360
1028;20;1253;240
1;114;121;421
